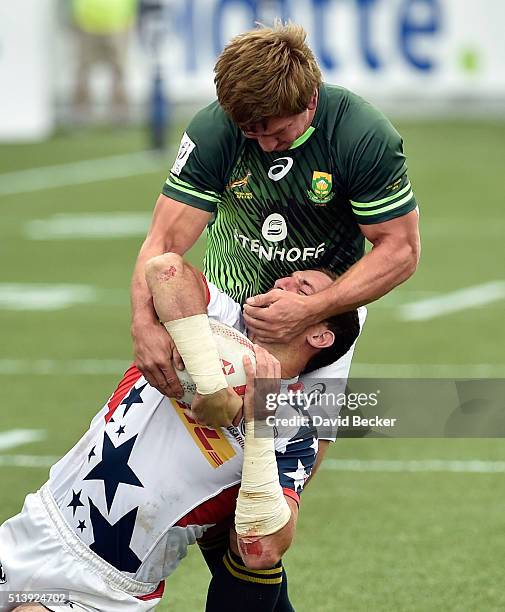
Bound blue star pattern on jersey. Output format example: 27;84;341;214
84;432;143;512
88;498;142;573
67;489;84;517
87;445;96;462
121;382;148;416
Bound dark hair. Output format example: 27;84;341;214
302;268;360;374
302;309;360;374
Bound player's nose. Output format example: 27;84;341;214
274;277;297;292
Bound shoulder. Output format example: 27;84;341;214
323;84;401;150
188;100;243;145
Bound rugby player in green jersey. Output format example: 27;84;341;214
131;21;419;397
130;21;420;611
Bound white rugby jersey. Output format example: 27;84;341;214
47;281;317;586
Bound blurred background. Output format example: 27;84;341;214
1;1;504;610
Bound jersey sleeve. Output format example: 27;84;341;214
204;277;244;331
343;105;418;225
162;101;242;213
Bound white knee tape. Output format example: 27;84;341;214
235;421;291;538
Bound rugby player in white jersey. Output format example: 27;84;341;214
0;254;360;612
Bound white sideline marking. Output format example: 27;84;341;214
0;284;97;311
321;459;505;474
0;359;128;375
2;455;505;473
0;151;169;196
0;454;58;468
399;281;505;321
0;429;46;451
0;360;503;377
350;363;505;377
24;213;152;240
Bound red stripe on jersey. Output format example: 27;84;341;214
283;487;300;506
104;363;142;423
201;273;211;306
136;580;165;601
176;484;240;528
194;427;215;451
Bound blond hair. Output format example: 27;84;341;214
214;22;322;129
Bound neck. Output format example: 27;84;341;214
257;341;309;379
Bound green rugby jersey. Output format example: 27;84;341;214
162;84;417;304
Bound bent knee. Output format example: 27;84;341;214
145;252;184;284
13;605;47;611
241;549;282;571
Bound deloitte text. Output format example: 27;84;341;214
234;230;325;263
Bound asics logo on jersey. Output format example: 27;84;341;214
0;560;6;584
267;157;293;181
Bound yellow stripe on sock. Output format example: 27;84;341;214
226;551;283;576
223;556;283;585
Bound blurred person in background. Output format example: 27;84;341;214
71;0;137;122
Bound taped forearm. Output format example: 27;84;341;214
164;314;227;395
235;421;291;537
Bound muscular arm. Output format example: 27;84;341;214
131;194;211;394
244;210;420;341
311;209;420;320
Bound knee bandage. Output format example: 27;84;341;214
235;421;291;538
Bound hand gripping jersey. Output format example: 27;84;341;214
163;84;418;304
43;282;316;586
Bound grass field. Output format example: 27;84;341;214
0;120;504;611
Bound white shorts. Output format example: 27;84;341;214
0;485;164;612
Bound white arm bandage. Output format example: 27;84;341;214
164;314;227;396
235;420;292;538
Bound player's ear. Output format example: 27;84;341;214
307;90;318;111
306;324;334;350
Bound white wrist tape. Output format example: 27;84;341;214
164;314;227;396
235;420;291;538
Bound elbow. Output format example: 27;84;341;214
396;238;420;283
407;239;421;278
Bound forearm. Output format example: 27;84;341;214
309;231;419;321
131;235;170;327
130;195;211;328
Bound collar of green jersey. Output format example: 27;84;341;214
288;84;327;150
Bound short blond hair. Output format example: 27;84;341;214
214;22;322;129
